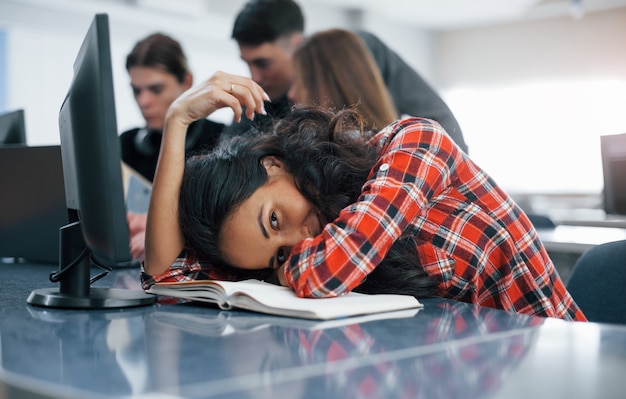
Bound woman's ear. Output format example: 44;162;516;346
183;72;193;90
261;156;286;176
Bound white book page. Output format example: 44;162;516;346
150;279;422;320
221;280;422;320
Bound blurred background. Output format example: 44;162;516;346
1;0;626;199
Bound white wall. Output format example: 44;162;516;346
435;8;626;87
434;8;626;194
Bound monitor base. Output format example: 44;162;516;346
27;287;155;309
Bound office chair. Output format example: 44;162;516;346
526;213;556;229
566;239;626;324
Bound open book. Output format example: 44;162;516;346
146;279;423;320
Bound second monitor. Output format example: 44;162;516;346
601;132;626;216
0;109;26;145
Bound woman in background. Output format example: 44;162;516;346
288;29;398;132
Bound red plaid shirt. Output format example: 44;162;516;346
284;118;585;321
143;117;586;321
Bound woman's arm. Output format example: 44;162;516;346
283;118;462;297
143;71;268;277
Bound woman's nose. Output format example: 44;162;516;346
136;91;152;108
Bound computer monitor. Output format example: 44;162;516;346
0;145;67;263
0;109;26;145
27;14;154;309
601;132;626;216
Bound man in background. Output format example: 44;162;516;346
120;33;225;182
228;0;468;153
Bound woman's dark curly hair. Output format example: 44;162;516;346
178;106;438;297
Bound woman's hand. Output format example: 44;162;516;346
166;71;269;128
144;72;268;278
127;212;147;260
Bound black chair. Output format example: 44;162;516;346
566;240;626;324
527;213;556;229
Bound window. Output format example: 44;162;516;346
443;79;626;195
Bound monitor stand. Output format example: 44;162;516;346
27;221;155;309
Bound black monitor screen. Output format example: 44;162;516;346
0;109;26;145
27;14;154;309
58;13;132;265
601;132;626;215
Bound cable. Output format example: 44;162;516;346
49;246;90;283
48;247;113;285
89;253;113;284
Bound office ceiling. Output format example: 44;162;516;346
297;0;626;29
5;0;626;33
195;0;626;30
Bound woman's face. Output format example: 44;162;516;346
220;156;324;270
129;66;191;130
287;73;306;105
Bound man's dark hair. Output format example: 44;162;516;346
231;0;305;46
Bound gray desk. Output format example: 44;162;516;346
537;225;626;255
534;225;626;283
1;262;626;399
549;208;626;229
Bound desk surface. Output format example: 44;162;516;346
549;208;626;229
1;262;626;399
537;224;626;254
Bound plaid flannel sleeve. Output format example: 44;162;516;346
284;118;457;298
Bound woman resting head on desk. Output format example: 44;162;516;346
142;71;586;321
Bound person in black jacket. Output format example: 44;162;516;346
121;33;227;260
120;33;225;182
226;0;468;153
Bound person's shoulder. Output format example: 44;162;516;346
374;117;448;149
382;117;444;135
119;127;142;151
353;30;381;44
353;30;390;55
193;118;226;133
188;119;226;150
120;127;141;139
398;116;443;130
397;117;450;142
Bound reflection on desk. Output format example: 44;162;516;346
536;225;626;254
1;295;626;398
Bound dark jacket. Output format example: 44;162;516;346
357;31;468;153
120;118;225;182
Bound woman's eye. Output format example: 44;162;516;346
277;248;286;264
270;212;279;229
